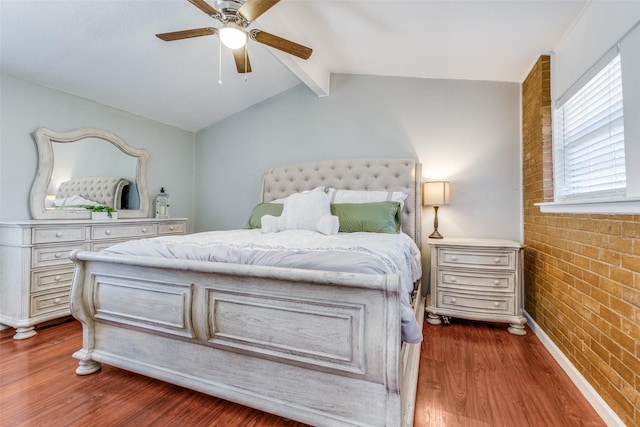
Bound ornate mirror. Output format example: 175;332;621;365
30;127;150;219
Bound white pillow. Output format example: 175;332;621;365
269;186;325;204
262;190;339;235
326;188;408;209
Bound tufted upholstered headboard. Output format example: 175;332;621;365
260;158;422;246
56;176;130;209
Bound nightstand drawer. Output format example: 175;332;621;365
437;291;514;315
31;267;74;293
92;224;157;240
32;243;86;268
158;222;186;235
437;247;516;270
438;269;515;292
30;290;70;317
32;227;85;244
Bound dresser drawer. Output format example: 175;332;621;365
437;247;516;270
437;269;515;292
30;289;70;317
437;291;515;316
32;243;86;268
31;267;74;293
158;222;186;235
92;224;157;240
32;227;86;244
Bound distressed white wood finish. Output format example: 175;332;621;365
427;237;526;335
0;218;187;339
70;158;424;427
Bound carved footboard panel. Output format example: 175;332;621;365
70;250;417;427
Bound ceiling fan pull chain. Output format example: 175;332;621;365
218;36;223;85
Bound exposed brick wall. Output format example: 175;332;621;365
522;55;640;426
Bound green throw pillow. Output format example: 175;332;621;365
330;201;401;233
245;203;283;229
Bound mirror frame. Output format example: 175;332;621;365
30;127;150;220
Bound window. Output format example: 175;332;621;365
553;53;625;201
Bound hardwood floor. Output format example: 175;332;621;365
0;317;605;426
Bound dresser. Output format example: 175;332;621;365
427;237;526;335
0;218;188;339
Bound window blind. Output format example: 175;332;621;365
554;53;626;200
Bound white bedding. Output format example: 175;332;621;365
104;229;423;343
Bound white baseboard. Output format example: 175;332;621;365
523;311;625;427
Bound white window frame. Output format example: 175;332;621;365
538;46;640;214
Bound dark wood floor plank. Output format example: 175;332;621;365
1;317;606;426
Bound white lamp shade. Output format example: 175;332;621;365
219;24;247;49
423;181;450;206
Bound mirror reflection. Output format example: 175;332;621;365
30;127;150;220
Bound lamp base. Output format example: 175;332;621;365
429;229;444;239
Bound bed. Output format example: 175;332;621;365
51;176;130;209
69;158;425;427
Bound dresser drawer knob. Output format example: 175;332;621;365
54;253;62;258
493;257;500;263
450;276;457;283
54;298;61;304
169;226;174;230
451;298;457;304
104;230;111;235
494;302;500;307
142;228;147;233
493;279;500;285
56;232;63;238
55;275;62;281
451;255;458;261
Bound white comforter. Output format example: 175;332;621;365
104;229;423;343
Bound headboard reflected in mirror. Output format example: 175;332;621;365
29;127;150;220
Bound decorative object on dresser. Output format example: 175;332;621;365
427;237;526;335
0;218;188;339
423;181;450;239
155;187;170;219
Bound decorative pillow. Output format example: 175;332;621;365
330;202;402;233
326;188;408;209
269;186;325;204
244;203;283;229
262;191;339;235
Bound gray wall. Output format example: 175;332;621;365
0;74;195;230
194;74;522;243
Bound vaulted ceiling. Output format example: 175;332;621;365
0;0;587;132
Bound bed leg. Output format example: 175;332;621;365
73;349;101;375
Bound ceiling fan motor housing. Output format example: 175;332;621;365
215;0;248;26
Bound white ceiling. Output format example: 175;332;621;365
0;0;588;132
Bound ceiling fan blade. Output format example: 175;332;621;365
250;29;312;60
232;47;252;73
156;27;217;41
187;0;219;17
238;0;280;22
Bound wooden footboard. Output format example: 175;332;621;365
70;250;423;427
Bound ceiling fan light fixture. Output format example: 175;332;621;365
219;23;247;49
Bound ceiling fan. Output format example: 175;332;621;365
156;0;312;74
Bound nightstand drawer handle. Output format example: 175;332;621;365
54;298;61;304
451;298;457;304
493;257;500;263
451;255;458;261
56;232;63;238
104;230;111;235
493;279;500;285
54;275;62;281
494;302;500;307
169;226;174;230
142;228;147;233
54;253;62;258
449;276;457;283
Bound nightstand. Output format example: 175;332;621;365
427;237;526;335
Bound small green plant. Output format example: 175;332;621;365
85;205;117;218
